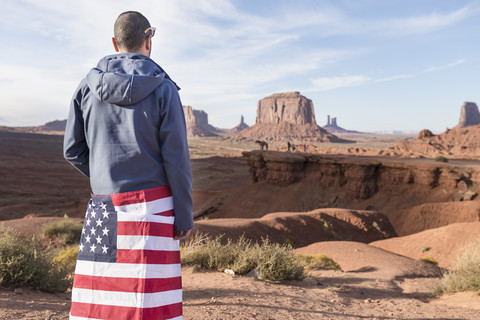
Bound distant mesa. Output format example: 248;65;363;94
183;106;249;137
234;91;352;143
0;119;66;134
454;101;480;129
183;105;219;137
41;119;67;131
322;115;362;134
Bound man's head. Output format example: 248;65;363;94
112;11;154;57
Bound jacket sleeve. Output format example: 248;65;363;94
64;81;90;177
158;81;193;231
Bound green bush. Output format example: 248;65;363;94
296;254;342;271
420;256;438;265
42;219;83;244
435;156;448;163
53;246;79;273
0;228;71;292
181;234;304;283
434;239;480;296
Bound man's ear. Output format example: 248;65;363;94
145;36;151;52
112;37;120;52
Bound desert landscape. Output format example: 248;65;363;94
0;92;480;319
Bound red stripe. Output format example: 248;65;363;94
155;209;174;217
116;249;181;264
117;221;174;237
71;301;182;320
73;275;182;293
111;185;172;207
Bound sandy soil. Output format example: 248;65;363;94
1;267;480;320
2;131;480;319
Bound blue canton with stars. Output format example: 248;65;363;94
78;196;117;263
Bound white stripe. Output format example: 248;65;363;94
74;260;181;279
117;235;180;251
71;288;182;309
116;211;175;224
115;196;173;216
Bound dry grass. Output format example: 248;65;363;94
434;239;480;295
181;234;304;283
42;219;83;244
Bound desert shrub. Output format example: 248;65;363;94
323;221;336;239
435;156;448;163
42;219;82;244
257;242;304;283
434;240;480;296
296;254;342;271
420;256;438;265
0;228;71;292
52;246;79;273
181;234;304;283
180;234;237;270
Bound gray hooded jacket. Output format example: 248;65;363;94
64;53;193;231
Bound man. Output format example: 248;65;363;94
64;11;192;320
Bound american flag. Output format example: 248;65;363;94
70;186;183;320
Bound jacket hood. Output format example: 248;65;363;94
85;53;179;106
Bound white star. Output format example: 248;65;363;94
82;227;86;234
102;227;110;236
85;235;91;243
90;227;96;235
100;203;107;210
90;244;97;252
102;245;108;254
102;210;109;219
86;218;91;226
96;235;102;244
88;202;93;209
79;243;84;251
90;209;96;218
96;219;103;227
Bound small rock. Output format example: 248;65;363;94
224;268;235;276
14;288;23;295
245;266;260;279
364;298;372;304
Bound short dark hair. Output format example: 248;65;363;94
114;11;151;51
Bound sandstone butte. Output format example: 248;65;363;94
234;91;351;143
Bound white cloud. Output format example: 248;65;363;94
423;59;466;73
382;6;478;36
309;75;372;91
0;0;478;128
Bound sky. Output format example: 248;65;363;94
1;0;479;133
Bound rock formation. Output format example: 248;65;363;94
322;115;361;134
417;129;434;140
455;102;480;128
183;105;218;137
0;120;67;134
390;124;480;158
235;92;351;143
241;150;477;213
225;115;249;134
255;92;316;125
